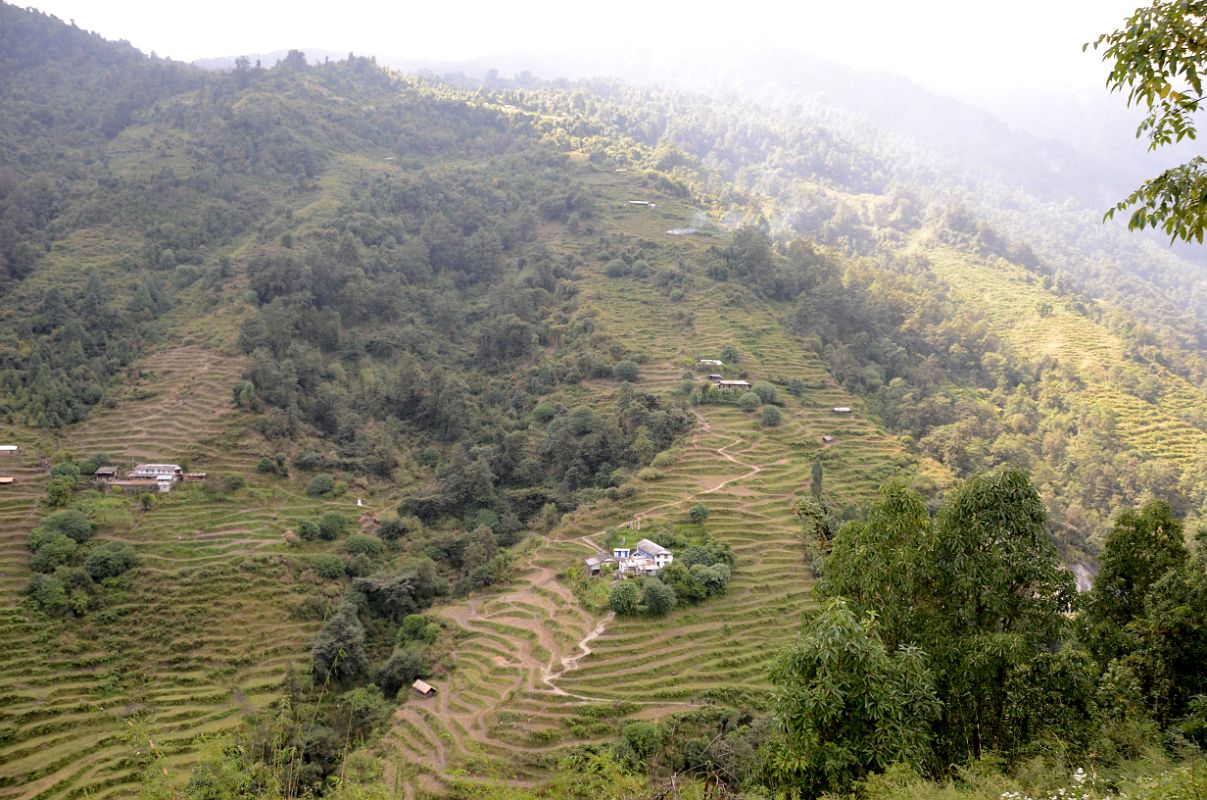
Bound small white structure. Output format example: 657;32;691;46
613;543;632;559
0;445;18;455
715;379;752;390
628;200;656;207
636;539;673;569
698;359;724;366
832;407;852;414
155;474;175;493
411;679;437;697
129;464;184;481
585;555;616;577
616;539;674;577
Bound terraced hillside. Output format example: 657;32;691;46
927;248;1207;470
376;174;946;797
0;344;366;800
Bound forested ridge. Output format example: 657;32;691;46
0;4;1205;800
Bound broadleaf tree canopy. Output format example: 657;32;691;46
1088;1;1207;243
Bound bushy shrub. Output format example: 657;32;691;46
612;360;640;382
307;473;335;497
761;406;782;427
33;510;95;545
604;258;630;277
294;450;323;471
532;401;559;423
345;534;384;557
738;391;761;412
297;519;320;541
651;451;675;468
311;553;345;580
609;580;639;615
318;512;349;541
621;720;663;763
30;533;77;573
641;578;676;616
375;647;426;698
45;477;75;508
753;381;779;404
377;514;412;542
689;504;710;523
85;542;137;580
27;573;67;612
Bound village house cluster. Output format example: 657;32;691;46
93;463;206;493
696;359;752;391
585;538;674;578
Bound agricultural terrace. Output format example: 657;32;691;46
376;170;947;797
0;346;364;800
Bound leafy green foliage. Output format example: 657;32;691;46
84;542;136;580
310;554;345;580
608;579;639;615
374;647;425;698
296;519;320;541
318;512;348;540
345;534;383;557
766;600;940;797
29;533;77;573
640;577;675;616
1082;500;1189;662
306;473;335;497
31;509;94;545
612;360;639;382
310;605;369;685
815;469;1086;771
25;573;67;613
1082;502;1207;727
1088;1;1207;242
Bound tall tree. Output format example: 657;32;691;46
766;600;940;797
1082;499;1188;661
816;468;1089;767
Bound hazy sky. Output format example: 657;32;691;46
26;0;1142;96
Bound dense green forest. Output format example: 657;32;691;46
1;4;1206;800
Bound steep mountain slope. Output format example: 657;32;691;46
2;6;1206;799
